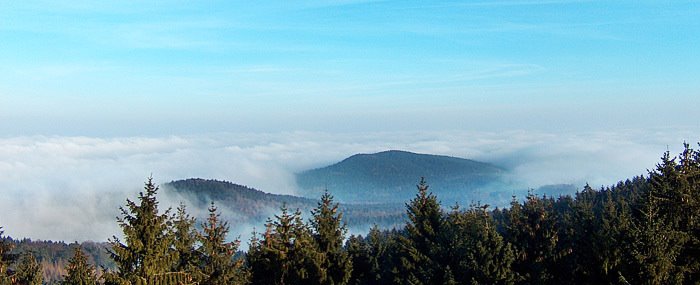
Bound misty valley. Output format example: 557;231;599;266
2;144;700;284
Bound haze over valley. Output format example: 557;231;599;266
1;129;697;242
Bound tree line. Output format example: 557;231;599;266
2;143;700;284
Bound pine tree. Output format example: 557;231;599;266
248;205;325;285
196;202;247;285
62;247;97;285
399;177;446;285
14;252;42;285
310;191;352;285
104;177;184;285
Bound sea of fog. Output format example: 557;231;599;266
0;129;696;242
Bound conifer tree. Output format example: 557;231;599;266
62;247;97;285
310;191;352;285
595;189;631;282
446;204;516;285
504;193;559;285
554;185;600;284
14;252;42;285
400;177;446;285
346;226;402;285
105;177;182;285
248;205;325;285
0;228;15;285
196;202;247;285
345;235;370;285
625;189;684;285
649;145;700;282
172;203;199;277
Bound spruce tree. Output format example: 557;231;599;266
310;191;352;285
14;252;42;285
62;247;97;285
345;225;401;285
555;186;600;284
504;193;559;285
105;177;183;285
196;202;247;285
624;180;684;285
649;145;700;282
446;203;516;285
595;189;631;282
172;203;199;277
248;205;325;285
345;235;370;285
400;177;446;285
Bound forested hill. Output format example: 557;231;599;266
166;179;312;211
296;150;508;203
163;178;404;230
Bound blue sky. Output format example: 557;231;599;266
0;0;699;135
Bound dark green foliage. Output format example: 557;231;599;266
502;193;560;285
445;203;516;284
399;177;447;285
62;247;97;285
647;144;700;283
346;226;405;285
171;203;198;276
311;192;352;285
196;202;248;285
623;191;684;285
105;177;190;285
247;205;325;285
15;253;42;285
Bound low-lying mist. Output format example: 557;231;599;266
0;129;694;242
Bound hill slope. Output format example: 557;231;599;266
163;179;405;233
296;150;507;203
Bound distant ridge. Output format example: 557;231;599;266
165;178;314;223
163;178;404;231
296;150;506;203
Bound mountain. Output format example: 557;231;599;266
163;179;405;233
296;150;509;204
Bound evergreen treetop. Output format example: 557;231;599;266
62;247;97;285
311;191;352;285
197;202;247;285
105;177;180;284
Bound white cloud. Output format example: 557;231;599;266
0;129;695;242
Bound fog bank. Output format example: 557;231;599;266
0;129;696;242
